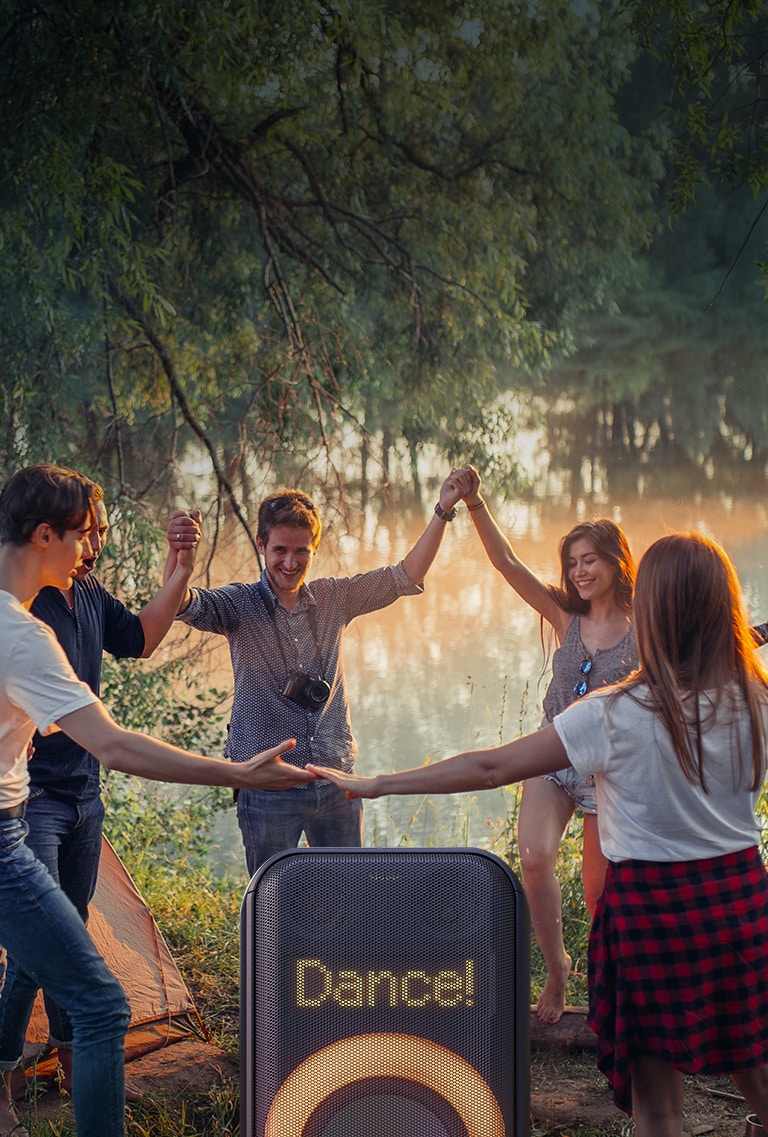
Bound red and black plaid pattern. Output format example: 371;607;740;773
588;845;768;1115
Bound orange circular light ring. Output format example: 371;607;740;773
264;1031;504;1137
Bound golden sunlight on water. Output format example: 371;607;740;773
168;476;768;872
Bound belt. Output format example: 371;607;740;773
0;800;27;820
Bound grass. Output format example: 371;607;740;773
529;1051;634;1137
125;830;605;1137
12;787;601;1136
17;1082;241;1137
14;759;608;1136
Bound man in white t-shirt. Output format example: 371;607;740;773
0;464;313;1137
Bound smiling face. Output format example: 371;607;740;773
257;523;317;606
566;537;617;605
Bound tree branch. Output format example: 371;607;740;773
106;278;263;568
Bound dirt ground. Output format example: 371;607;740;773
530;1048;754;1135
13;1038;238;1132
528;1007;756;1136
14;1032;758;1136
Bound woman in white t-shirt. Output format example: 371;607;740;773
310;531;768;1137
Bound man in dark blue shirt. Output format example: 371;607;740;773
0;484;201;1102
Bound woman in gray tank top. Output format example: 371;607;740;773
453;465;637;1024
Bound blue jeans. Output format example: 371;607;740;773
0;790;105;1046
237;782;363;877
0;816;129;1137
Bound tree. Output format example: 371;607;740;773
539;3;768;481
628;0;768;211
0;0;656;519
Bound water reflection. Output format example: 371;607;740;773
188;480;768;874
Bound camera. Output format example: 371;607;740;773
281;670;331;710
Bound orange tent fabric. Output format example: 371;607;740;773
26;836;205;1069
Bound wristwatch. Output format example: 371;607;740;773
434;502;458;522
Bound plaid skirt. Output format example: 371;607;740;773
588;845;768;1115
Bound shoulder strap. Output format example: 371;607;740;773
256;582;324;671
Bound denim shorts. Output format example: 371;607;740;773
541;767;597;815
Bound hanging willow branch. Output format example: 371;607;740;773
107;277;263;569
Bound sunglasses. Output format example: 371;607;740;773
572;657;592;699
268;494;316;512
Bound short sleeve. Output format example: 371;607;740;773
8;621;98;735
101;588;145;659
552;691;613;778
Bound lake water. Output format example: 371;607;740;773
175;463;768;874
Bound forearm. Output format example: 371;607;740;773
402;513;450;586
161;509;201;626
139;558;194;656
468;499;562;625
402;473;465;585
467;498;522;577
57;702;310;789
371;749;506;797
98;728;233;783
57;704;235;783
103;730;313;790
317;726;570;800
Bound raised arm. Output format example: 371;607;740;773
57;699;314;789
138;509;201;654
307;723;569;798
400;470;466;586
458;465;567;635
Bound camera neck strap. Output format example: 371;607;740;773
257;581;324;674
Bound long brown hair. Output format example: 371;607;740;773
625;531;768;791
548;519;635;615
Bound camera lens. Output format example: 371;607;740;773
307;679;330;706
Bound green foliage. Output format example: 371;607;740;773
537;10;768;477
130;859;244;1049
0;0;656;502
629;0;768;209
100;646;232;867
102;776;231;870
4;0;768;505
124;1086;240;1137
21;1076;241;1137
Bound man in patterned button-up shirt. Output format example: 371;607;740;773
177;474;464;874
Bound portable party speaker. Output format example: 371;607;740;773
240;847;530;1137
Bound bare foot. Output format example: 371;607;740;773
535;953;572;1024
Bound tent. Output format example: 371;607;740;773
25;836;206;1071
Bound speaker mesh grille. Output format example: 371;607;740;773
242;849;527;1136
